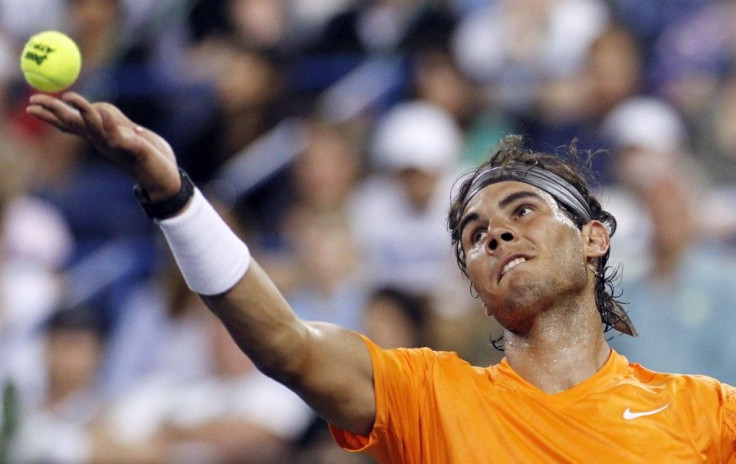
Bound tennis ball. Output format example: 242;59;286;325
20;31;82;93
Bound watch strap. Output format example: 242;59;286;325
134;168;195;220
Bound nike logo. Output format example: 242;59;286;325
622;403;670;420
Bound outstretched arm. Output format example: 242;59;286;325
26;92;377;435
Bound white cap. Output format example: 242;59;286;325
372;101;463;171
601;97;688;154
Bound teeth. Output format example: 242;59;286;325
502;257;526;276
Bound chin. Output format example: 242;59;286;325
487;280;555;319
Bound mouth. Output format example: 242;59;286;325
498;255;529;281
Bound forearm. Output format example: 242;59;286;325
201;260;312;381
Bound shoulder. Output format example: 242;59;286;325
613;353;736;445
360;335;484;381
622;354;736;407
363;334;461;364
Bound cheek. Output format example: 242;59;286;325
550;230;588;276
465;246;489;280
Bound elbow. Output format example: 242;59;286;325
250;321;314;387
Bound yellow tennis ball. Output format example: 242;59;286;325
20;30;82;93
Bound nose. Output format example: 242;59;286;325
487;225;516;252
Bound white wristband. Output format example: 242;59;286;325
157;188;251;295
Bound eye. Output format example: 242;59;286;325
469;227;486;245
515;205;534;218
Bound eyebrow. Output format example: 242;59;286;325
458;190;546;238
498;190;545;210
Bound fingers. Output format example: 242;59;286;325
27;93;83;133
25;104;67;132
63;92;105;136
29;93;136;155
28;92;114;139
27;92;181;195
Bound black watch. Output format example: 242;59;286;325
133;168;195;220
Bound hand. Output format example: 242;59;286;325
27;92;181;201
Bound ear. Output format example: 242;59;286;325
581;220;610;259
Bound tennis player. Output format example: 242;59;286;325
27;92;736;462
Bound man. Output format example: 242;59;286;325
27;92;736;462
603;102;736;384
351;100;469;313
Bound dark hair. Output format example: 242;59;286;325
447;135;636;337
369;286;429;331
44;304;107;338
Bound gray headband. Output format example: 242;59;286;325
462;163;593;222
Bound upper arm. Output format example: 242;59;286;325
202;260;377;436
293;322;376;435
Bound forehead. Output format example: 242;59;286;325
462;180;558;216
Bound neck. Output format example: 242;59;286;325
502;297;610;394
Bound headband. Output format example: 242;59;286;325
462;163;593;222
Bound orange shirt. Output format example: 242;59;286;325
330;335;736;463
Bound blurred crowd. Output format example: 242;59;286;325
2;0;736;462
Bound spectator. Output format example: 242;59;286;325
261;117;363;290
349;100;467;309
282;210;369;331
288;118;364;219
407;45;512;167
7;305;107;463
99;251;214;400
693;73;736;185
0;135;72;419
451;0;611;117
102;311;313;464
349;100;498;365
308;0;456;57
605;100;736;384
362;286;433;349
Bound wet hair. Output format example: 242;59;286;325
448;135;636;338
